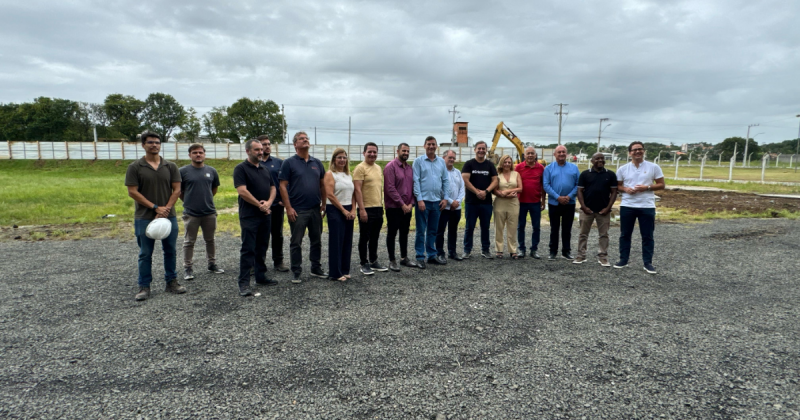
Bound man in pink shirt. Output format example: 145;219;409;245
515;147;546;259
383;143;418;271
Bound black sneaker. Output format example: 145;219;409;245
448;253;463;261
481;251;494;259
239;287;253;297
613;261;628;269
417;259;427;269
208;263;224;274
399;257;415;267
643;263;657;274
388;261;401;272
435;255;448;265
183;268;194;281
562;252;575;260
548;253;557;261
360;264;374;275
370;261;389;272
255;278;279;286
530;250;541;259
462;252;471;259
291;273;302;284
310;269;329;279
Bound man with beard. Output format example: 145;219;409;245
353;142;387;275
412;136;449;269
180;143;223;281
543;145;580;260
575;152;618;266
383;143;417;271
233;139;277;296
258;135;289;273
279;131;328;283
461;141;498;259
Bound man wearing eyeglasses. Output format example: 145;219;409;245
614;141;665;274
125;131;185;301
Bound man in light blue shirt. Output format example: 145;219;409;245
543;145;580;260
436;150;465;263
413;136;449;269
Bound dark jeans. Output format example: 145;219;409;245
618;206;656;265
463;203;493;253
414;201;440;260
436;208;461;257
269;205;285;265
517;202;542;253
386;207;412;261
238;215;271;290
548;203;576;254
289;209;323;275
358;207;384;265
134;217;179;288
327;204;354;278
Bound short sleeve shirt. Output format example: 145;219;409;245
262;155;284;206
616;160;664;208
577;168;617;213
462;159;498;205
180;165;220;217
233;160;273;218
352;162;384;208
278;154;325;212
125;157;181;220
515;162;544;204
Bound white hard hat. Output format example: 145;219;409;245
145;218;172;240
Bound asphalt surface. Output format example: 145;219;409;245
1;218;798;419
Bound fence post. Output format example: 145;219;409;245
37;141;42;159
23;141;27;159
674;157;681;179
728;157;734;181
65;142;69;159
121;142;125;160
51;141;55;159
93;141;97;159
700;158;706;180
761;156;767;183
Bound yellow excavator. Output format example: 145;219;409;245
486;121;546;166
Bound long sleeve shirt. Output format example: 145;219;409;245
444;167;465;210
383;158;414;208
412;155;449;202
543;161;580;206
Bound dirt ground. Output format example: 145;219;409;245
657;189;800;214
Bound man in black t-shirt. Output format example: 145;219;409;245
233;139;277;296
461;141;499;259
575;153;618;266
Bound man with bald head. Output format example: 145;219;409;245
515;147;546;259
542;145;580;260
575;152;618;266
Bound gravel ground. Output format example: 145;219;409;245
1;218;798;419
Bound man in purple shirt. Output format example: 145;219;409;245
383;143;418;271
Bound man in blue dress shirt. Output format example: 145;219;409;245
543;145;580;260
412;136;450;269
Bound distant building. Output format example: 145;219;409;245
441;121;469;147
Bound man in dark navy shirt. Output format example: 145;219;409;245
233;139;277;296
279;131;328;283
258;135;288;273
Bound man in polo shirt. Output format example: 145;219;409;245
384;143;418;271
179;143;223;281
125;130;185;301
279;131;328;283
353;142;388;275
515;147;546;259
233;139;277;297
461;141;498;259
543;145;580;261
575;152;618;266
259;135;289;273
435;150;465;263
615;141;665;274
412;136;449;269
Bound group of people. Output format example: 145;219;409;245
125;130;664;300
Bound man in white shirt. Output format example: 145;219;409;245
435;150;466;263
614;141;665;274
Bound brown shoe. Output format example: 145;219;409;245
165;280;186;294
598;258;611;267
135;287;151;301
275;262;289;272
572;257;586;264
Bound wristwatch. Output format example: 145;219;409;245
647;186;651;191
153;204;159;210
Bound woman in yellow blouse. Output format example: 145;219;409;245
493;155;523;259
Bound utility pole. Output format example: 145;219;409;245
348;116;351;149
314;126;317;145
596;118;610;150
448;105;459;143
554;103;568;145
795;114;800;172
281;104;286;143
742;123;758;167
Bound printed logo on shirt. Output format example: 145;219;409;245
472;170;490;176
205;173;211;178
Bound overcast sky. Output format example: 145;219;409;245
2;0;799;148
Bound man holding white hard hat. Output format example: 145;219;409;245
125;130;186;301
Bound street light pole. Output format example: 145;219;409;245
596;118;610;150
795;114;800;172
743;123;759;167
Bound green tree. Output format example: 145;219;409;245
226;98;284;143
713;137;760;162
103;94;145;142
174;107;202;142
0;103;25;141
202;106;230;143
141;93;186;142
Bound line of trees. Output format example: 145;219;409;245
0;95;286;144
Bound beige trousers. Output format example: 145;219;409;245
577;211;611;259
182;213;217;268
494;207;519;254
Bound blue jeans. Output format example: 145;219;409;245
517;202;542;253
463;203;493;254
618;206;656;265
414;201;441;260
134;217;179;288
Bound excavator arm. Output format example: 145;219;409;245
487;122;526;165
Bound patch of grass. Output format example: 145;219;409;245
656;206;800;223
669;180;800;194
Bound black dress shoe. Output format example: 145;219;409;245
417;260;427;269
239;287;253;297
435;255;447;265
427;257;440;265
255;278;279;286
548;252;557;261
448;253;463;261
531;250;541;259
400;257;417;268
562;252;575;260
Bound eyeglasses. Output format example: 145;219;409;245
630;148;645;152
146;141;161;145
